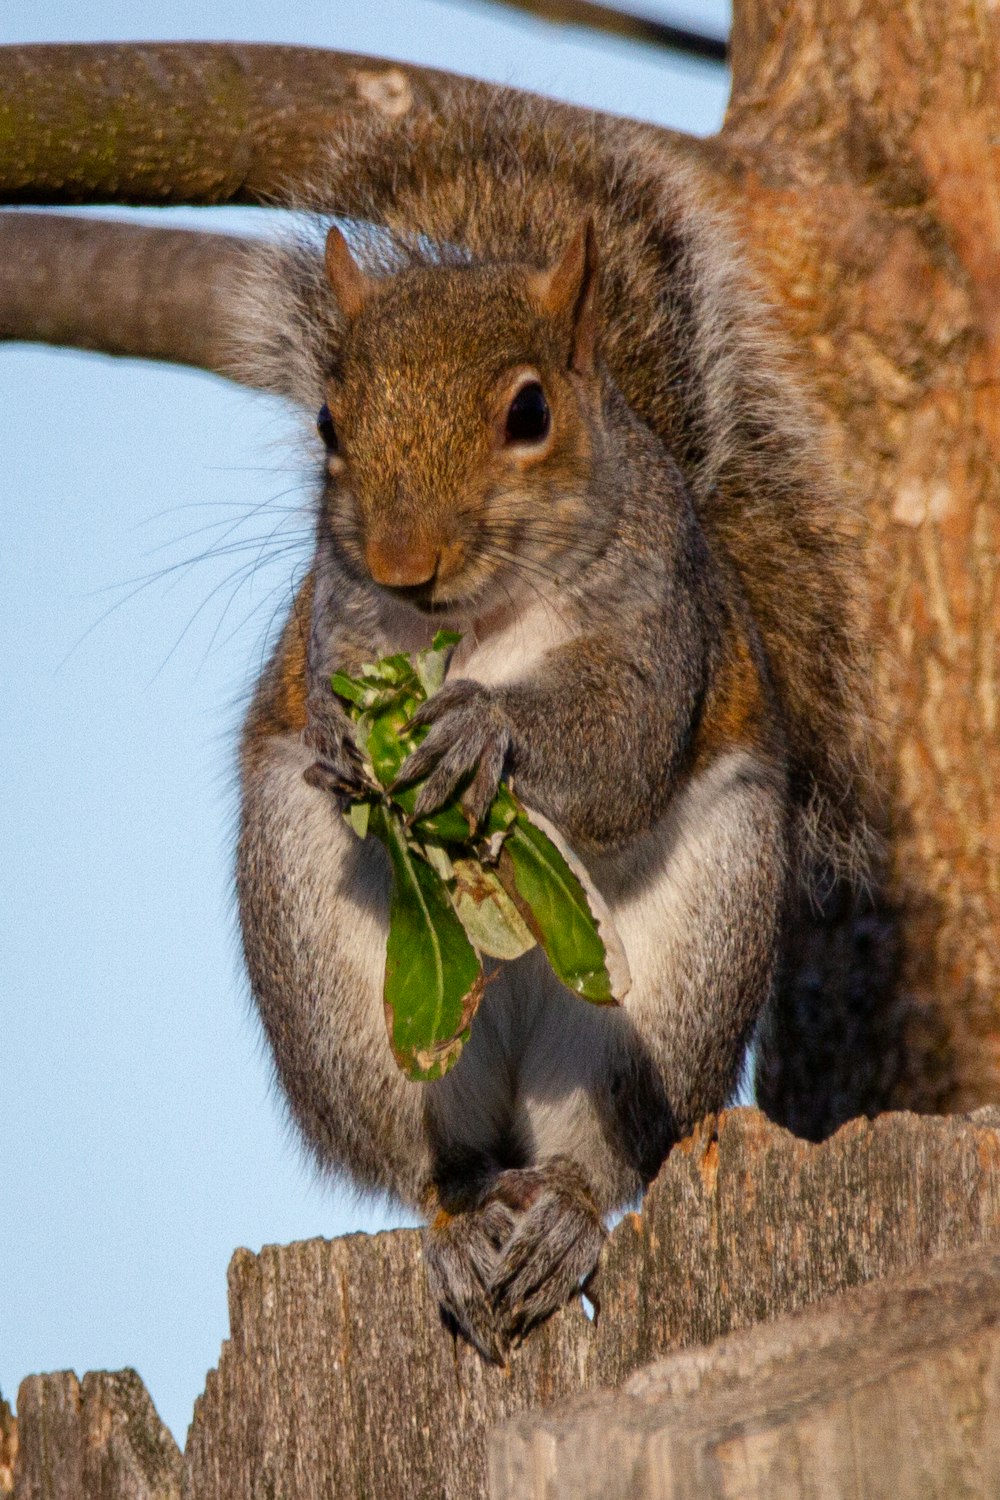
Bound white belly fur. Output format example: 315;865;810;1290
375;591;576;691
452;595;575;689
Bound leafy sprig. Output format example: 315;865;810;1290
333;631;630;1081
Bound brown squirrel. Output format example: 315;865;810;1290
232;93;874;1360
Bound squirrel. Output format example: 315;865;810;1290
231;92;874;1361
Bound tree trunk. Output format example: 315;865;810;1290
713;0;1000;1124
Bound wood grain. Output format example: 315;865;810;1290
492;1243;1000;1499
13;1371;181;1500
180;1109;1000;1498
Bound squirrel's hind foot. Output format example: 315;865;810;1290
423;1158;606;1363
423;1195;516;1365
486;1158;606;1347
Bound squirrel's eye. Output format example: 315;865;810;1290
505;382;550;445
316;403;339;453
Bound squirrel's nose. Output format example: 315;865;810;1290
364;536;438;590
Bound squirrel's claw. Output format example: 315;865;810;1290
395;680;511;824
302;686;371;801
487;1159;606;1346
424;1162;605;1362
303;760;369;800
406;676;480;729
459;750;507;829
423;1198;517;1365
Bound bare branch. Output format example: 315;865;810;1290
0;42;642;207
0;212;251;379
449;0;727;64
0;42;686;379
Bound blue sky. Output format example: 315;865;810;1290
1;0;730;1444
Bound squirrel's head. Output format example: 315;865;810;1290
315;221;606;616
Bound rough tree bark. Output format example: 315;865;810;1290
2;6;996;1128
715;0;1000;1130
0;43;643;205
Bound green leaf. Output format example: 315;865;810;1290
330;639;629;1086
403;792;476;844
484;784;520;836
450;859;537;960
498;812;629;1003
359;653;417;687
330;671;382;710
370;804;484;1081
335;670;477;839
364;693;421;787
414;630;460;698
419;842;456;882
345;800;371;840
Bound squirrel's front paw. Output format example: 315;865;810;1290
487;1158;606;1346
301;684;370;800
395;679;512;828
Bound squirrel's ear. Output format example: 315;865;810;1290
532;219;599;375
324;225;375;320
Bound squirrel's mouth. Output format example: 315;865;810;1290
376;580;465;619
404;595;455;616
370;544;519;621
379;580;438;610
378;571;478;614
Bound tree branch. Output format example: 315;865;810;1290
0;213;250;378
450;0;728;64
0;42;686;374
0;42;648;207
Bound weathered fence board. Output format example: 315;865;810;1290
13;1370;181;1500
491;1244;1000;1499
14;1108;1000;1498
